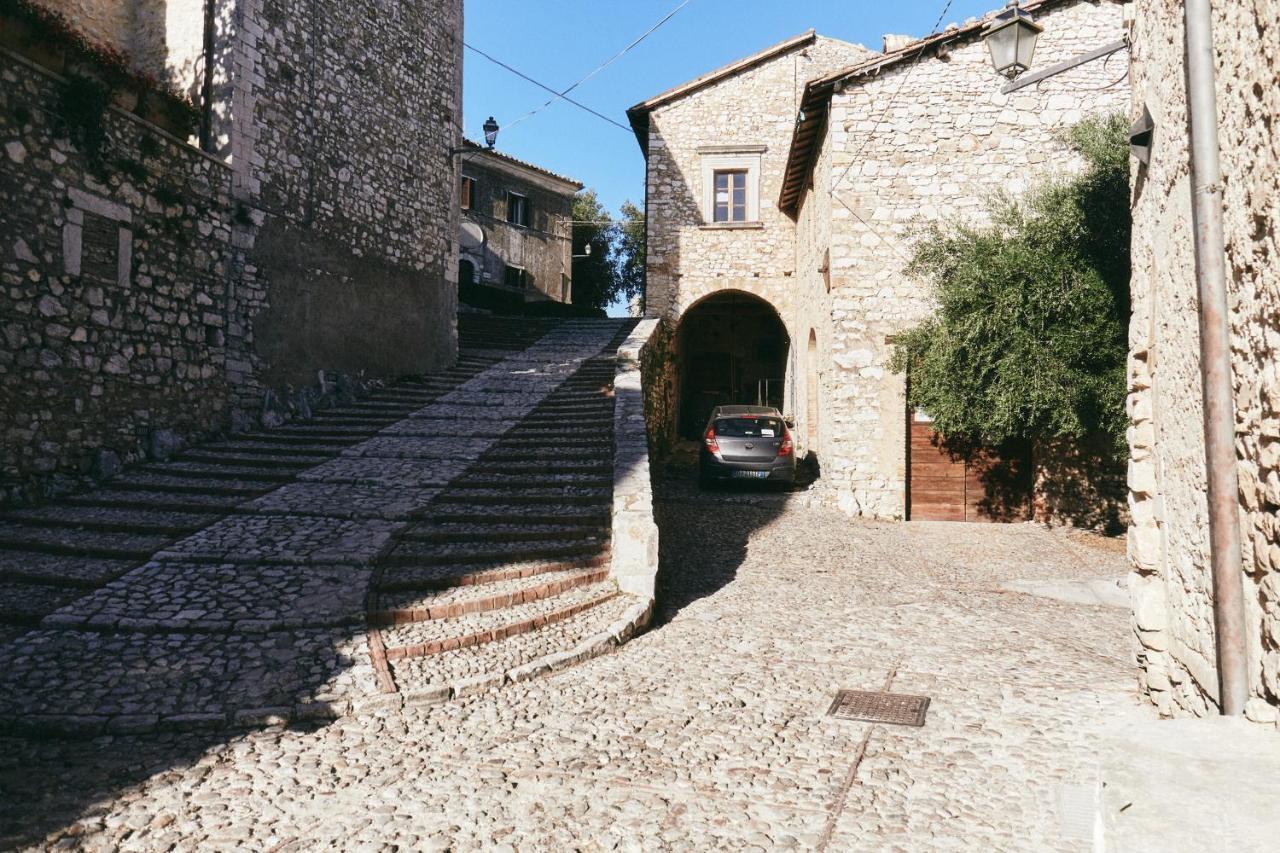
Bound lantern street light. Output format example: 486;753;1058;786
482;116;500;149
449;116;500;158
983;1;1043;80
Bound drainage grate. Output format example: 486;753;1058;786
827;689;931;727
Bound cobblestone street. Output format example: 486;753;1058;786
1;462;1141;849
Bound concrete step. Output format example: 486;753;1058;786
369;566;608;625
379;581;618;660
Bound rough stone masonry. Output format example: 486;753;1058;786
1126;0;1280;724
1;0;463;502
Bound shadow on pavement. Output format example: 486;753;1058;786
651;441;805;625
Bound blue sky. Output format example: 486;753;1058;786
462;0;1002;313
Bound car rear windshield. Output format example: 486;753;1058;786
714;417;784;438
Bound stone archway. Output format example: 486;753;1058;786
676;290;790;438
806;329;819;450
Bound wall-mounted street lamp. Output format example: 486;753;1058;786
482;116;500;149
450;116;501;158
983;1;1043;80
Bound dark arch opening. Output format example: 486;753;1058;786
458;258;476;289
676;291;790;438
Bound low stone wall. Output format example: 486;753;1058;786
611;319;662;604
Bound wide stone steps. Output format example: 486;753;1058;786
451;473;613;489
1;506;220;535
0;551;138;587
368;565;608;626
134;462;295;482
175;450;325;469
400;522;606;544
385;536;606;566
468;460;611;476
425;505;610;525
387;592;638;695
104;473;277;495
374;553;610;593
199;440;353;456
0;522;171;559
379;580;618;660
482;446;609;462
434;487;610;505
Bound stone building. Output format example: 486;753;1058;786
457;142;580;308
0;0;463;500
1126;0;1280;723
629;0;1129;520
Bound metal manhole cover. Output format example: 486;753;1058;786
827;690;930;727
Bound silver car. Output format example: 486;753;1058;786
698;405;796;488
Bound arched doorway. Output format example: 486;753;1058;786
806;330;819;450
458;258;476;288
677;291;789;438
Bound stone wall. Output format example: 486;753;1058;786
459;151;577;304
1127;0;1280;723
1;49;242;499
642;35;874;330
1;0;464;500
232;0;462;390
812;0;1129;518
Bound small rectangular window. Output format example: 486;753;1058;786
460;176;475;210
504;265;528;289
713;170;748;223
506;192;529;227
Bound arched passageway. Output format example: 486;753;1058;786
676;291;790;438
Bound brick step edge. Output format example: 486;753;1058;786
368;567;608;626
373;552;610;592
381;590;619;661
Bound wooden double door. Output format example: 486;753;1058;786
907;411;1033;522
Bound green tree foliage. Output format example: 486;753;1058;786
571;191;647;314
890;113;1131;454
616;200;647;314
571;190;617;313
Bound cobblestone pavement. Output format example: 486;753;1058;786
0;470;1144;850
0;317;645;738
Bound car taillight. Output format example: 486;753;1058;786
704;426;720;454
777;427;793;457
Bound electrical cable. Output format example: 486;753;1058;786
463;42;633;133
503;0;696;133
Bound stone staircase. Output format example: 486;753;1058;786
367;328;646;698
0;316;649;734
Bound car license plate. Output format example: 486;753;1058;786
732;470;769;479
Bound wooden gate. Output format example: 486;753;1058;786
907;410;1032;522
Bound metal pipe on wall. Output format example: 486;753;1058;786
1183;0;1249;716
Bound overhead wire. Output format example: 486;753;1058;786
463;42;633;133
502;0;696;133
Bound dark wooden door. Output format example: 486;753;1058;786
907;411;1032;522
